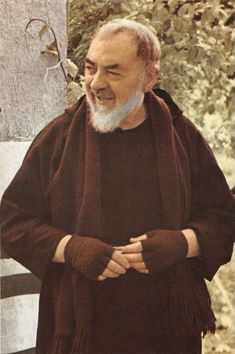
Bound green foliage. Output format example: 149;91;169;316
68;0;121;74
68;0;234;154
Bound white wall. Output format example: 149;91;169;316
0;1;67;353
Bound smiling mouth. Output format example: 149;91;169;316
96;96;114;101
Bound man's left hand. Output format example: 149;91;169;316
120;234;149;274
121;230;188;274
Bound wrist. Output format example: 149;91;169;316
52;234;72;263
181;229;201;258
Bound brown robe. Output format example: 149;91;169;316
0;89;234;354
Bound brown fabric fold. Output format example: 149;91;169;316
148;92;191;228
46;269;92;354
46;92;215;354
76;116;103;238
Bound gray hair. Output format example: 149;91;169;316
92;19;161;70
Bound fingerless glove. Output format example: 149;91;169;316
64;236;114;280
141;229;188;273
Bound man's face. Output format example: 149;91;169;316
84;33;147;131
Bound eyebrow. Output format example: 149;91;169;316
85;57;95;66
105;64;120;70
85;57;121;70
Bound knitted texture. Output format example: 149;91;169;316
142;229;188;273
64;236;114;280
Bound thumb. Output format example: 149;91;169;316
130;234;147;243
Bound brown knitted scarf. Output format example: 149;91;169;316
47;92;216;354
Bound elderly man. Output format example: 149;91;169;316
1;19;234;354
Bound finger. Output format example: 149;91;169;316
107;259;127;275
112;250;130;269
139;269;149;274
101;268;120;278
130;234;147;243
129;261;147;271
114;246;124;252
124;253;143;262
97;275;107;281
122;241;142;253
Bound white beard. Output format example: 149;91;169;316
86;89;144;133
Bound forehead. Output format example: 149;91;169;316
87;33;143;68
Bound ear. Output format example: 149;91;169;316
143;64;159;92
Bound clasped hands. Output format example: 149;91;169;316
64;230;188;281
98;234;149;281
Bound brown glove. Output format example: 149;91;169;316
64;236;114;280
141;229;188;273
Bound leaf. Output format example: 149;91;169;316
67;81;83;105
67;58;78;79
168;0;179;13
168;0;179;7
153;6;169;21
216;343;232;353
220;313;233;329
201;8;213;25
38;24;50;40
47;40;57;51
41;49;58;57
178;4;190;17
208;104;215;114
214;8;227;20
188;47;199;61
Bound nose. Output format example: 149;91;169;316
89;70;107;92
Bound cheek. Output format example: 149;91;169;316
116;85;136;102
84;76;91;89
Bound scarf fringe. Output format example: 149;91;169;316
170;289;215;335
70;327;90;354
155;274;216;336
47;336;73;354
47;323;90;354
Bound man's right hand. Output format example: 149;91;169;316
64;236;130;281
97;250;130;281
